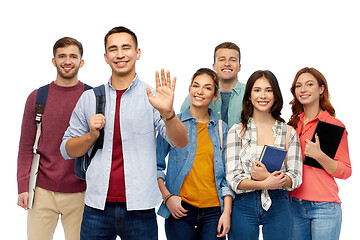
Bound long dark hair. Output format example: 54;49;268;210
288;67;335;128
241;70;284;131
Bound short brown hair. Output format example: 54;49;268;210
214;42;241;63
53;37;83;57
104;26;138;52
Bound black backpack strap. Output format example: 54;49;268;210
33;84;50;151
84;83;92;91
89;85;106;159
35;84;50;123
93;84;106;114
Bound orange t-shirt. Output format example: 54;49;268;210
289;111;351;203
179;122;220;208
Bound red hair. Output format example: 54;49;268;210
288;67;335;128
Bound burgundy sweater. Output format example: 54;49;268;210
17;81;87;194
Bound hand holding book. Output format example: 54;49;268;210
251;160;270;181
304;134;322;160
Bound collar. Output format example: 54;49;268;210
180;108;217;126
232;81;243;95
218;81;243;95
107;73;139;91
297;110;331;126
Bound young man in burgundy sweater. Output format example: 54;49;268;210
17;37;88;240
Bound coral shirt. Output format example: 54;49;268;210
289;111;351;203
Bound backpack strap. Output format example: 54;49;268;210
33;84;50;151
35;84;49;119
93;84;106;115
89;85;106;159
84;83;92;91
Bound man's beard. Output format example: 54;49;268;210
57;65;80;80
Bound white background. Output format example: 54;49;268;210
1;0;358;239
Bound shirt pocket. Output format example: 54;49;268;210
169;147;188;162
127;101;155;135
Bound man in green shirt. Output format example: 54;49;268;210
180;42;245;128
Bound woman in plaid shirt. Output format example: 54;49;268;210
225;70;303;240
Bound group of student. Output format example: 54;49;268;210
16;26;351;240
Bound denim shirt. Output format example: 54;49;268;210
180;81;245;128
156;108;234;218
61;74;171;210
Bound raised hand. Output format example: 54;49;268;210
146;69;176;118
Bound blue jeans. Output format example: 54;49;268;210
229;190;291;240
80;202;157;240
165;201;224;240
290;197;342;240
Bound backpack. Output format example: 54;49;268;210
34;83;106;181
74;84;106;180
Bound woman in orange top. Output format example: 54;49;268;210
288;67;352;240
156;68;234;240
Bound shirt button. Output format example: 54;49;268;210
108;149;111;152
109;130;113;133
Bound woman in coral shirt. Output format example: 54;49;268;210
288;67;352;240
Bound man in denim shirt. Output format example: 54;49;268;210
180;42;245;128
60;26;188;240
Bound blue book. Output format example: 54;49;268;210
259;145;287;173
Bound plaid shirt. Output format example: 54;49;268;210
225;118;302;210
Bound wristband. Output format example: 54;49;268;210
164;194;174;205
161;111;176;122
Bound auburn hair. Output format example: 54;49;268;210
288;67;335;128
